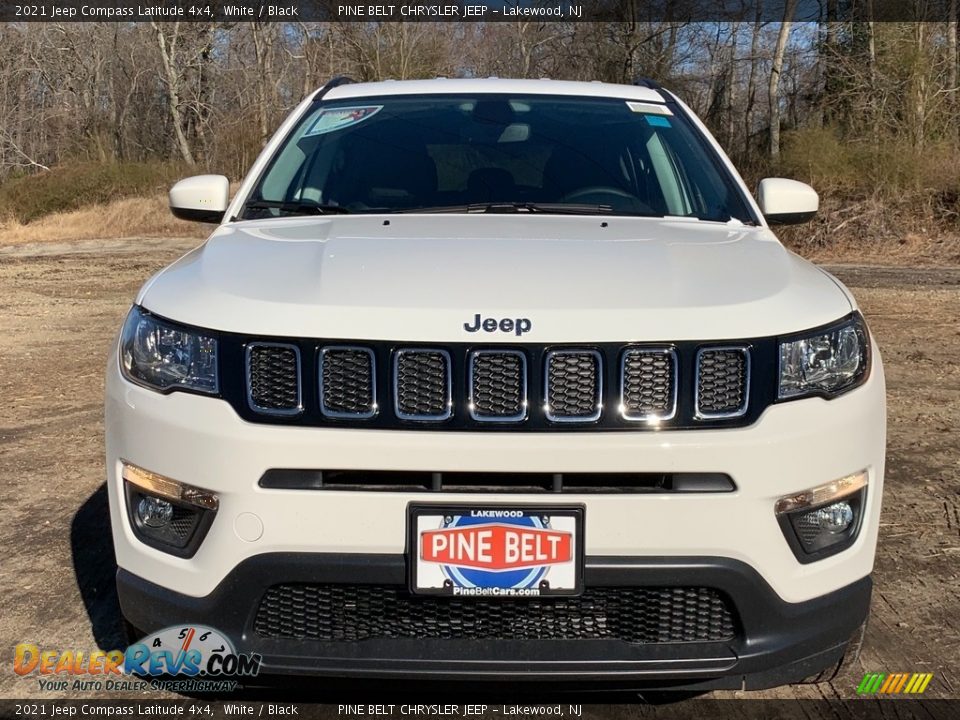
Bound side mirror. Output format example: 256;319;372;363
169;175;230;224
756;178;819;225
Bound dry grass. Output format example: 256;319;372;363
0;192;206;245
779;195;960;266
799;232;960;265
775;128;960;265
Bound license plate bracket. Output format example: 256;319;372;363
408;504;584;597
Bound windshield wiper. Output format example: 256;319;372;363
243;200;351;217
395;202;618;215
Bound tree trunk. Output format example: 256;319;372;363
252;23;275;144
911;21;928;152
745;11;763;134
867;0;878;139
768;3;796;161
726;24;739;153
819;0;838;126
949;0;958;141
152;22;195;166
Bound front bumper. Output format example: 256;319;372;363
117;554;871;689
105;343;885;604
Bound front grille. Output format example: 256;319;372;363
254;584;737;644
320;347;376;418
246;343;301;414
621;348;677;420
696;347;750;418
469;350;526;421
545;351;601;421
394;350;451;420
232;334;770;430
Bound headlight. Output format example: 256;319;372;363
778;313;869;400
119;306;218;394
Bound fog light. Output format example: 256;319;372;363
814;501;854;533
137;496;173;528
121;461;218;559
776;470;868;563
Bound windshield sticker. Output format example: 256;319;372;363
644;115;673;128
304;106;382;136
626;101;672;116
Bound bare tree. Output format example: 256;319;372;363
768;2;797;161
152;22;197;165
250;22;279;144
949;0;958;140
0;17;958;197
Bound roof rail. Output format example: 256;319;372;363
632;77;663;90
312;75;356;102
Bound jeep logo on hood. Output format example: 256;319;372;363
463;314;532;336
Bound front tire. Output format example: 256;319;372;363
122;617;147;647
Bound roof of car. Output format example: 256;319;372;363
322;78;667;104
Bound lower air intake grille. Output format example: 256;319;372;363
254;584;737;644
246;343;301;414
621;349;677;420
469;350;526;421
320;347;375;418
696;347;749;418
394;350;451;420
546;351;601;421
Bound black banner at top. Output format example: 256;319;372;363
1;700;960;718
3;0;958;24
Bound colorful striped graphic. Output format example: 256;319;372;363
857;672;934;695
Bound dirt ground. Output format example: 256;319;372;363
0;237;958;703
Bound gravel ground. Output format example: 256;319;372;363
0;238;957;703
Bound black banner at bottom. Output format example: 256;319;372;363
1;700;960;720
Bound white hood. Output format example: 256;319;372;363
138;215;851;342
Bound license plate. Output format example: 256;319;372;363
408;505;584;597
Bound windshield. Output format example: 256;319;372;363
242;94;754;222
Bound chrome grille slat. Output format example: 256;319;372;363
620;348;677;421
545;350;602;422
246;342;302;416
237;339;757;428
319;346;376;418
468;350;527;422
695;346;750;419
394;349;452;421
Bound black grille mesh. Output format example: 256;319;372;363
697;349;748;416
794;512;825;548
547;352;600;419
321;348;375;417
169;507;200;542
254;584;737;644
471;352;525;419
396;351;449;418
247;344;300;412
622;350;675;418
239;341;756;427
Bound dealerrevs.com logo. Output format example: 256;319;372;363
125;625;260;677
857;672;934;695
14;625;261;693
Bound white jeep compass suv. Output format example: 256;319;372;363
106;77;885;691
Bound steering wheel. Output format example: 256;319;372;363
559;186;650;212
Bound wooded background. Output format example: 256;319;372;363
1;17;958;256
